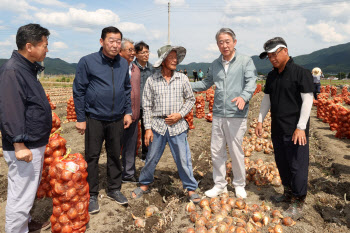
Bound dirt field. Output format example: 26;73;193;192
0;91;349;233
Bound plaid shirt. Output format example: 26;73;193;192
142;70;195;136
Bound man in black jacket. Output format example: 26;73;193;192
0;24;52;233
73;26;132;214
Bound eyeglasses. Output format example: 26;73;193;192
137;51;150;55
124;48;135;53
266;48;284;60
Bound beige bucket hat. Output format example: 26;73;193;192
153;45;186;68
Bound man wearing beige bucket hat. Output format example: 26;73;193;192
131;45;200;203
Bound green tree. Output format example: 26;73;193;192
337;72;346;79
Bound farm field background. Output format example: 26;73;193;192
0;81;349;233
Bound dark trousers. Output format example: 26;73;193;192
272;135;309;197
140;109;148;159
121;120;139;179
314;83;321;100
85;116;124;196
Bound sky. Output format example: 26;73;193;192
0;0;349;64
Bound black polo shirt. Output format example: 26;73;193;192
264;57;313;137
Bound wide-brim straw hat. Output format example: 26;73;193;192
153;45;186;68
312;67;322;76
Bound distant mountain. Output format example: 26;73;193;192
1;42;349;75
0;57;77;75
180;42;350;75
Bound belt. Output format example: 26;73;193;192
155;115;168;119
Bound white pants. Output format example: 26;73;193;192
4;146;45;233
211;116;247;189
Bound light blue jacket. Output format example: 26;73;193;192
191;52;257;118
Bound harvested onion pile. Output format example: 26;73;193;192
37;113;67;198
184;193;294;232
49;153;90;233
331;86;337;97
243;114;273;157
253;84;262;96
67;96;77;122
46;93;56;110
195;95;206;119
185;109;195;129
205;88;214;122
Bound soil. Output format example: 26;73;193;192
0;90;349;233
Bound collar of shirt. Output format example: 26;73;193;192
128;63;133;78
221;54;235;73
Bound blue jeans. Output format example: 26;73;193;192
139;129;198;191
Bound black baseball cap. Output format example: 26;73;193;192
259;37;287;59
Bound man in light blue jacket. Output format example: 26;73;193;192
191;28;257;198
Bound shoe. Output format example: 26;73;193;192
107;190;128;205
204;186;228;198
235;187;247;199
122;177;139;183
283;196;305;220
88;195;100;214
271;186;292;203
28;220;51;232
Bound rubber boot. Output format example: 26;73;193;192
283;196;306;220
270;186;292;203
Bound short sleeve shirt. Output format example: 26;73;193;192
264;58;314;137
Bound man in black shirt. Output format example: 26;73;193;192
255;37;314;220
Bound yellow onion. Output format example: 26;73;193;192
228;225;236;232
190;212;200;223
145;205;159;218
282;217;296;226
210;197;220;206
222;204;232;212
186;201;196;212
273;224;284;233
134;218;146;228
235;199;246;210
195;216;208;227
184;227;195;233
202;209;212;220
271;177;282;186
235;226;247;233
216;222;229;233
271;210;283;219
252;211;263;222
227;198;236;207
205;219;217;229
271;217;282;224
246;222;257;233
199;199;210;209
223;216;234;226
194;226;207;233
262;216;270;226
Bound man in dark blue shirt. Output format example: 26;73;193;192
0;23;52;233
73;26;132;214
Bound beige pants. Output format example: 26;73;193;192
4;146;45;233
211;116;247;189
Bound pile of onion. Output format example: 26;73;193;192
136;122;142;154
341;86;349;98
184;193;295;232
195;95;206;119
67;96;77;122
253;84;262;96
331;86;337;97
49;153;90;233
37;113;67;199
51;112;61;134
335;106;350;139
185;109;195;129
46;93;56;110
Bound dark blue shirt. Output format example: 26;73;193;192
0;51;52;151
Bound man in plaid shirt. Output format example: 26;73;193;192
131;45;200;203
